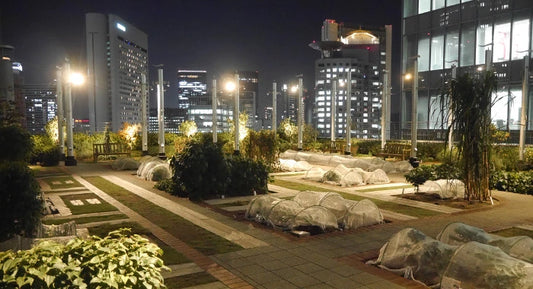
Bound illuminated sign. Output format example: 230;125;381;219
12;62;23;72
116;23;126;32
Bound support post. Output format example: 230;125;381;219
141;73;148;155
157;68;166;160
56;68;65;160
64;58;76;166
331;78;337;151
345;70;352;155
410;57;419;158
520;55;530;160
234;73;240;154
297;75;303;151
212;79;218;143
272;82;277;133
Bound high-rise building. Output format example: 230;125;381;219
238;71;259;129
23;83;56;134
86;13;148;132
177;70;207;125
401;0;533;142
310;20;392;139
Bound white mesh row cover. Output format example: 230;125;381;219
137;156;170;181
437;222;533;263
279;159;313;172
304;167;326;181
245;193;382;232
423;179;465;199
111;158;140;170
370;227;533;289
368;228;456;287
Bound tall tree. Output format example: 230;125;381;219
445;71;497;201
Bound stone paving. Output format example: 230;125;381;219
48;162;533;289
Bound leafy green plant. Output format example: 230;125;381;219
405;165;434;192
321;170;341;183
242;130;279;168
490;170;533;195
226;156;269;196
0;161;42;241
355;140;381;155
404;163;462;193
0;228;169;288
0;125;33;162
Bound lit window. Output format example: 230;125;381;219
512;19;530;60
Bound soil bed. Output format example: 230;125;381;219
398;192;498;210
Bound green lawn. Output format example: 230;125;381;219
42;213;128;225
31;166;66;177
271;178;441;218
60;193;118;215
42;176;83;190
88;222;190;266
84;176;243;256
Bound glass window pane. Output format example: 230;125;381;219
494;22;511;63
419;0;431;13
418;93;429;129
403;0;417;17
460;25;475;66
509;88;522;130
476;24;492;65
433;0;445;10
445;30;459;68
431;34;444;70
512;19;530;60
447;0;460;6
462;0;472;2
492;89;508;129
418;37;430;72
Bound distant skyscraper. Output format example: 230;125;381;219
310;20;392;139
86;13;148;132
23;83;56;134
237;71;259;129
177;70;207;124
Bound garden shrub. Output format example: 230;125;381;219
38;146;60;166
0;229;168;288
227;156;269;196
490;170;533;195
321;170;341;183
417;142;445;161
31;134;57;165
0;161;42;241
355;140;381;155
0;125;33;162
405;163;462;192
491;145;520;171
242;130;279;168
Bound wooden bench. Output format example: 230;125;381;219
93;143;130;162
377;143;411;160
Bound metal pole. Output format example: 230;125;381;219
381;70;388;150
212;79;218;143
234;73;240;154
64;58;76;166
331;78;337;150
56;68;65;160
89;31;97;132
411;57;419;158
520;55;529;160
272;82;277;133
345;71;352;155
157;68;166;159
297;75;303;151
141;73;148;155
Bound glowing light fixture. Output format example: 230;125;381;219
69;72;85;85
116;23;126;32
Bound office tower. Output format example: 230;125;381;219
402;0;533;141
86;13;148;132
238;71;259;129
23;84;56;134
177;70;208;124
310;20;392;139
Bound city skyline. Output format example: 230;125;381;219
1;0;401;118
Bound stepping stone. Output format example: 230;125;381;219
86;198;101;205
65;180;74;184
70;200;84;206
52;181;62;185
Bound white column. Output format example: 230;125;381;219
64;59;76;166
411;57;419;158
212;79;218;143
448;64;457;151
331;78;337;149
141;73;148;155
345;71;352;155
297;76;303;151
234;73;240;154
520;55;530;160
157;68;165;159
272;82;277;133
381;70;388;151
56;68;65;159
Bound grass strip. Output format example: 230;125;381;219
88;222;190;265
355;184;414;193
43;176;83;189
84;176;242;255
60;193;118;215
164;272;218;289
42;214;128;225
31;166;67;177
271;178;441;218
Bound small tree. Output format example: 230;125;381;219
179;120;198;138
444;71;497;201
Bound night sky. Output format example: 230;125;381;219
1;0;401;117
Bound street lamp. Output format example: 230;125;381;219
63;58;84;166
331;78;337;151
141;73;148;155
291;75;304;151
345;70;352;155
226;74;240;154
156;66;166;160
518;51;532;160
408;55;420;159
272;82;277;133
56;67;65;160
212;79;218;143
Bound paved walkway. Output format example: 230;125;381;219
55;162;533;289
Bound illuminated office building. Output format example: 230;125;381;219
23;84;55;134
311;20;392;139
402;0;533;141
86;13;148;132
177;70;208;124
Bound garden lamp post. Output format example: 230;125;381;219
345;70;352;155
157;66;166;160
56;67;65;160
141;73;148;155
225;74;240;154
272;82;277;133
64;58;84;166
297;75;303;151
212;79;218;143
331;78;337;151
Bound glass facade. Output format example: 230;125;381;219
401;0;533;141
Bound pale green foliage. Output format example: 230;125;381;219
179;120;198;138
0;228;169;288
